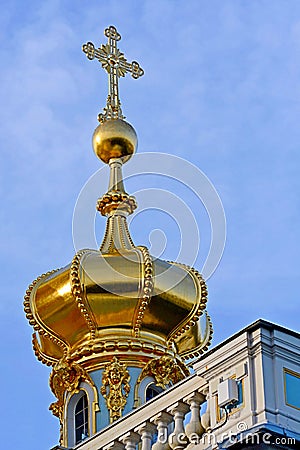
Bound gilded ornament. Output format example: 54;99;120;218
82;25;144;123
23;22;215;449
97;191;137;216
49;358;92;443
24;25;214;446
92;118;138;164
137;355;189;389
101;356;130;422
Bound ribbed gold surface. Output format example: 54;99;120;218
25;248;211;365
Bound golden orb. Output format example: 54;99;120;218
92;119;138;164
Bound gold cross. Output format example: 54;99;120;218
82;25;144;122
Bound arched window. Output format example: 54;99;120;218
134;376;166;407
65;381;98;447
146;383;163;402
75;392;89;444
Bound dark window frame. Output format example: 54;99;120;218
75;392;89;444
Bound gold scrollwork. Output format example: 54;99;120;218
137;355;189;389
49;358;92;443
101;356;130;422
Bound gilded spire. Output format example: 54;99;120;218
97;157;137;253
82;25;143;253
82;25;144;123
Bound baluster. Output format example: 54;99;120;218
135;422;157;450
120;431;140;450
184;391;205;441
200;388;211;433
151;411;173;450
167;401;189;450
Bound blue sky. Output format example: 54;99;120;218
1;1;300;448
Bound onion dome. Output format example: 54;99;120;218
24;129;212;370
24;26;212;372
23;25;213;443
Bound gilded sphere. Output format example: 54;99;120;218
92;119;138;164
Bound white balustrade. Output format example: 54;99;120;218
184;391;205;439
200;388;211;433
151;411;173;450
74;373;208;450
167;401;189;449
135;422;157;450
120;431;140;450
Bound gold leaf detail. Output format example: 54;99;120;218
49;358;92;444
101;356;130;422
138;355;189;389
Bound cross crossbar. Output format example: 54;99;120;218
83;25;144;122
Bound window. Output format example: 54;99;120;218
75;392;89;444
146;383;163;402
145;384;163;445
134;376;165;407
284;368;300;410
66;382;97;447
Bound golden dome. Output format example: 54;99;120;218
24;142;212;370
24;243;212;370
24;21;214;371
24;77;213;372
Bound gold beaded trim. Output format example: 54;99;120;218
24;269;69;358
69;338;171;363
181;313;213;360
32;333;58;367
166;262;208;344
97;191;137;216
132;246;154;337
70;250;97;339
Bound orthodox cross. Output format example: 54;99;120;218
82;25;144;122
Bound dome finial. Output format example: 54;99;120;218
82;25;144;123
82;25;144;165
82;26;143;251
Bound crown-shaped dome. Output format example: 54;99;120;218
24;145;212;372
24;245;211;369
24;26;213;446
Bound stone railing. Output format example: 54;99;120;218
74;373;210;450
